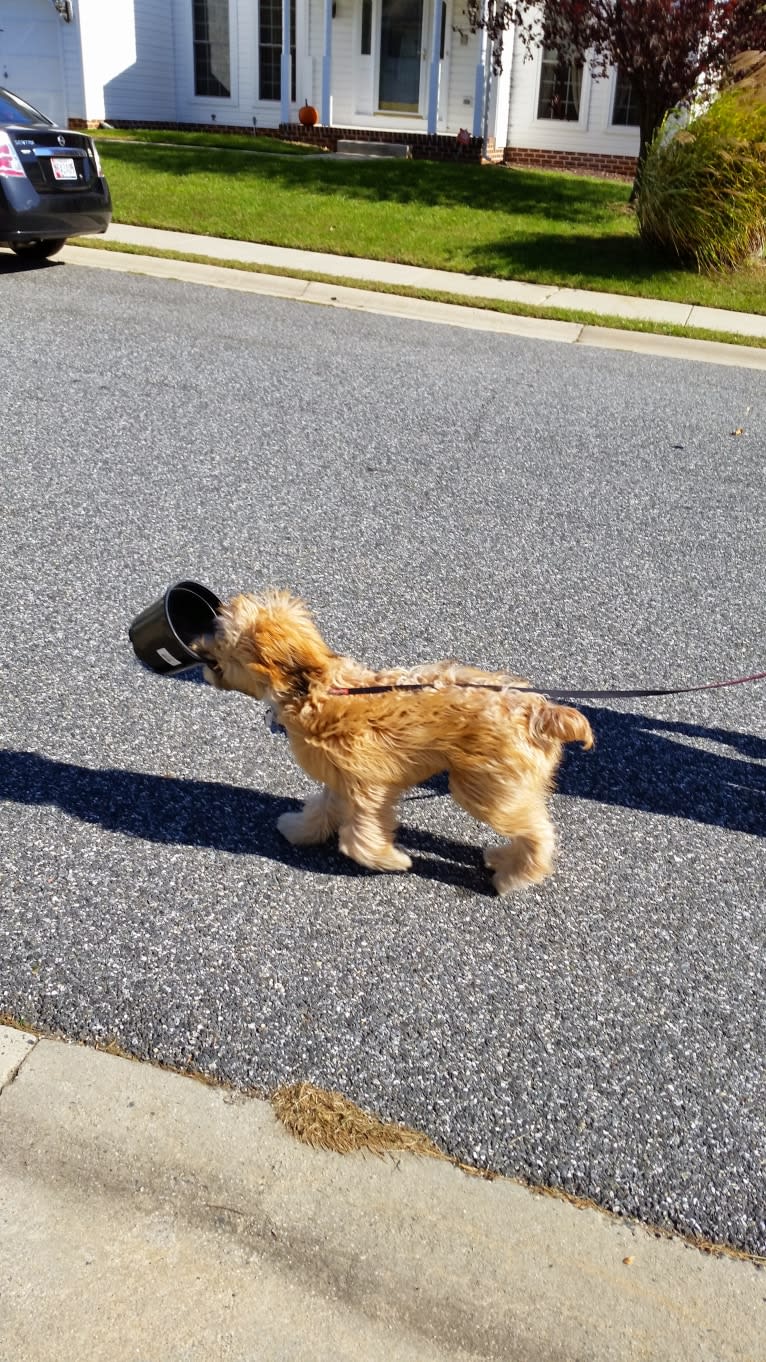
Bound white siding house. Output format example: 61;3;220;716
0;0;73;129
505;29;641;175
0;0;640;175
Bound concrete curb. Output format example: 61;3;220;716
98;223;766;341
60;243;766;371
0;1023;37;1091
0;1026;762;1362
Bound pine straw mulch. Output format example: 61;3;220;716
270;1081;766;1265
270;1080;494;1179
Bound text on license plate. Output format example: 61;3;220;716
52;157;77;180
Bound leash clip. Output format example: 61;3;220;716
264;704;286;737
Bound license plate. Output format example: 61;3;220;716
51;157;77;180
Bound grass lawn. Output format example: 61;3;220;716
93;126;321;156
97;140;766;314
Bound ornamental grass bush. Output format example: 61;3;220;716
637;88;766;272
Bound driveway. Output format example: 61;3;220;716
1;258;764;1255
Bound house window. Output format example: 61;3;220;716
259;0;296;102
612;68;639;126
361;0;372;55
193;0;231;98
537;49;583;121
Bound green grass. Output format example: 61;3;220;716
94;125;321;155
98;141;766;314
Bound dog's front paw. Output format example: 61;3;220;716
277;811;315;846
374;846;413;872
490;866;535;895
338;834;412;873
483;846;505;873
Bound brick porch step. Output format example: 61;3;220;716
335;140;411;159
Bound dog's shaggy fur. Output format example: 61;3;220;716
197;591;593;894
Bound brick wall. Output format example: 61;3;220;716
280;123;485;162
96;119;293;143
98;119;483;162
503;146;636;180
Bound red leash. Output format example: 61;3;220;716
329;670;766;701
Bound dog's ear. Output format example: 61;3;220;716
216;625;282;692
528;703;594;750
228;593;335;699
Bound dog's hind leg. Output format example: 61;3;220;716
277;787;347;846
482;812;555;894
337;785;412;873
449;773;555;894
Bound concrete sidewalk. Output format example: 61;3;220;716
99;222;766;342
1;1025;763;1362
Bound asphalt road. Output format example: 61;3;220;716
1;257;764;1255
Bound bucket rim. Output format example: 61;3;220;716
161;580;223;662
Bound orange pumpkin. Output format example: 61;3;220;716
299;101;319;127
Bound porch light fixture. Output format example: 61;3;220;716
51;0;74;20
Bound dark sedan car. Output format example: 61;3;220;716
0;87;111;261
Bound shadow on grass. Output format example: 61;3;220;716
464;232;766;312
101;142;739;300
100;140;632;222
463;231;673;291
0;222;670;298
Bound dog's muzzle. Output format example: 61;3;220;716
201;658;224;687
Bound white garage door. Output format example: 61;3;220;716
0;0;67;127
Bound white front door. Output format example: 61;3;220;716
352;1;450;124
0;0;67;127
378;0;426;113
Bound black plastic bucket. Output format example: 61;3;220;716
129;580;222;674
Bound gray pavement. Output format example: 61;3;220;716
1;1026;764;1362
59;240;766;372
97;222;766;341
0;250;764;1350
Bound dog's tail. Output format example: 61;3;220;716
529;701;594;750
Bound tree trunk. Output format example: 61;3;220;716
629;105;664;203
629;135;648;203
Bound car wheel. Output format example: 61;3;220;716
10;238;67;260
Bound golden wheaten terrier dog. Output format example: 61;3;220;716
197;591;593;894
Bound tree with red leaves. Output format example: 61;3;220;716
467;1;766;192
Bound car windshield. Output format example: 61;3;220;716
0;89;53;127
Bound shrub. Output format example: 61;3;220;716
636;88;766;272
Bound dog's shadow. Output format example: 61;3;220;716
0;705;762;902
0;749;489;893
558;705;765;837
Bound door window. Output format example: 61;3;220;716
378;0;424;113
